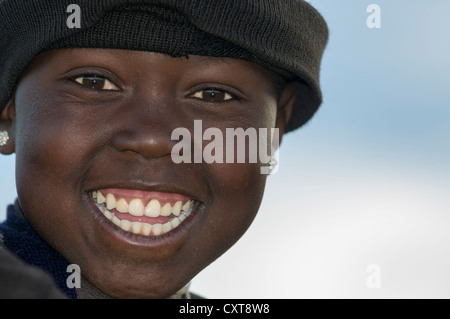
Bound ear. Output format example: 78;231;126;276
275;82;297;142
0;98;16;155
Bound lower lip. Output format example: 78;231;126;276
87;194;198;247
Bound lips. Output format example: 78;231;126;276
92;188;195;237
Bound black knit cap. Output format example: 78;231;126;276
0;0;328;132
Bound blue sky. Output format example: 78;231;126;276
1;0;450;298
191;0;450;298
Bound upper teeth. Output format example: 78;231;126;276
93;191;191;218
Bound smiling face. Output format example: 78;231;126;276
2;48;295;298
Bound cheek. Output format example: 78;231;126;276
196;117;275;259
192;161;267;273
15;100;88;189
13;98;95;250
13;85;102;183
210;162;266;227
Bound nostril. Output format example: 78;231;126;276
108;96;187;160
111;127;175;159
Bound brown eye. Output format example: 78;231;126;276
192;89;233;102
74;75;119;91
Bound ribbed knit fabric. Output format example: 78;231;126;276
0;204;76;298
0;0;328;131
48;4;258;63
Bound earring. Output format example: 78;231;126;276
0;131;9;146
268;156;278;174
261;155;278;175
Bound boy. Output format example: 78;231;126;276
0;0;328;298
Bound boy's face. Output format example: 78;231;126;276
4;48;291;298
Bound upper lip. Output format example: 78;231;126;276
85;180;203;203
83;158;209;203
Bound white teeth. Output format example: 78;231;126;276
160;203;172;217
93;192;193;218
170;217;181;229
97;191;106;204
145;199;161;217
162;222;172;234
152;224;163;236
93;191;195;237
172;201;182;217
103;209;113;220
116;198;128;213
142;223;152;236
131;221;142;234
182;201;190;212
112;216;121;227
128;198;144;216
120;219;131;232
106;193;116;210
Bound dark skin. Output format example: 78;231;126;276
0;48;297;298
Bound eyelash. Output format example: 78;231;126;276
71;74;238;103
72;74;119;91
190;88;236;103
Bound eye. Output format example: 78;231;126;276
73;75;119;91
191;89;234;102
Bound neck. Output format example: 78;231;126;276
76;276;191;299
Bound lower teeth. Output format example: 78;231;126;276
95;201;194;236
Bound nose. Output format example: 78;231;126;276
110;94;183;160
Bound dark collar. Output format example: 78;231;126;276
0;202;76;298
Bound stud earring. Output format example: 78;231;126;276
260;155;278;175
268;156;278;173
0;131;9;146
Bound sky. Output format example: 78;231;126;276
1;0;450;298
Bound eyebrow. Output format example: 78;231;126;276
184;55;232;65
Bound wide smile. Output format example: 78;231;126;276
91;188;196;237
